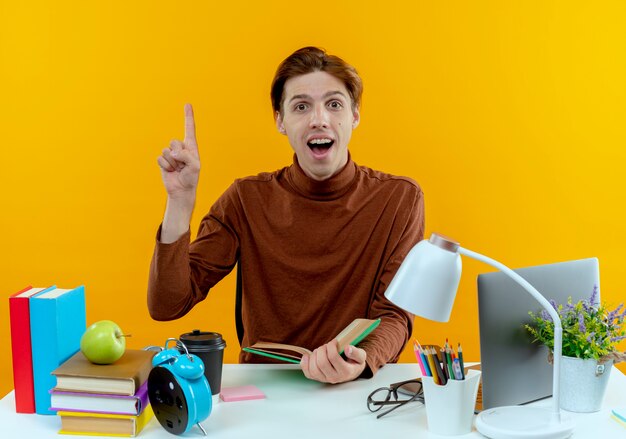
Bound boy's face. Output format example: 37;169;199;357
276;71;360;181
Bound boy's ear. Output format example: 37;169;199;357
352;107;360;129
275;111;286;135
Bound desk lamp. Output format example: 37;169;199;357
385;233;574;439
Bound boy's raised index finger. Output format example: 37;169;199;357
183;103;197;144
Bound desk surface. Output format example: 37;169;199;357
1;363;625;438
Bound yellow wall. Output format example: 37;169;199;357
1;1;625;398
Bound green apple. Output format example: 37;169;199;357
80;320;129;364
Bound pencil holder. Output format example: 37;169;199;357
421;369;481;436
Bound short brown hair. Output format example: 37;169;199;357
271;47;363;114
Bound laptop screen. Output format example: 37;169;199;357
477;258;599;409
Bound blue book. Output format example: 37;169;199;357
30;286;86;415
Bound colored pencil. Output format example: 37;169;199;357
445;347;454;380
413;341;427;376
416;341;432;378
430;348;447;386
425;349;440;384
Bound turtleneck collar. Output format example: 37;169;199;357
286;152;358;201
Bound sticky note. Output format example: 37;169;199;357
220;385;266;402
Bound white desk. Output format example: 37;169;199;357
1;364;625;438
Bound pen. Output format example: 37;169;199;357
431;347;447;385
453;358;463;380
458;343;465;379
439;348;449;381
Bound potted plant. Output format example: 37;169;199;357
525;286;626;412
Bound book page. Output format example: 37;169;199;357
335;318;380;354
249;342;312;357
15;287;45;298
36;288;70;299
245;318;380;363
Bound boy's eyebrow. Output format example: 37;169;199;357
288;90;347;104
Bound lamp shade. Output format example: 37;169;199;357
384;236;462;322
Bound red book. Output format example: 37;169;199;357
8;285;54;413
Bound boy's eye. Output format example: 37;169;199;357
294;103;308;111
329;100;343;109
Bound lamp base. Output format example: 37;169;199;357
475;406;574;439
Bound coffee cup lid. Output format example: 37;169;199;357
179;329;226;350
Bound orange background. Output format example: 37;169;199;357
1;1;625;398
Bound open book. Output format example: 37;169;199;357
243;318;381;364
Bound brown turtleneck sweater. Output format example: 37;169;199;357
148;155;424;376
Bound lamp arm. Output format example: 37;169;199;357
459;247;563;416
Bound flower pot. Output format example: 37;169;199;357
559;355;613;412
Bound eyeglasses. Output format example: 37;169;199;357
366;379;424;419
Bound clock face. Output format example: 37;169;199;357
148;367;189;435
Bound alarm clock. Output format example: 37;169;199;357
147;338;212;435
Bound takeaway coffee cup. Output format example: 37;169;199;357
179;330;226;397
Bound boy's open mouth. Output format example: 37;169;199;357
307;138;334;155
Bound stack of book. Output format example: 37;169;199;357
8;285;86;414
50;349;156;437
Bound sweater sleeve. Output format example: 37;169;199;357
359;187;425;377
147;188;240;321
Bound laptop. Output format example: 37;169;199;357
477;257;599;409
